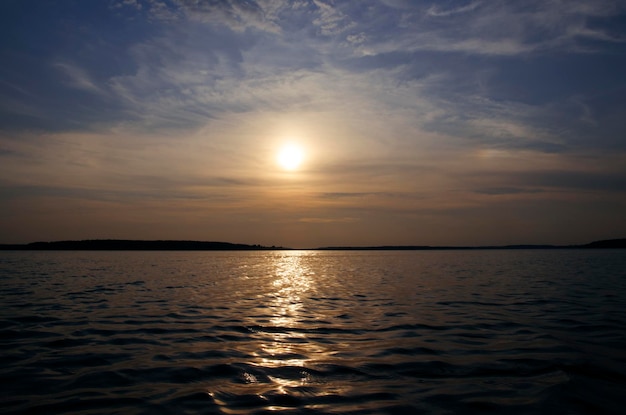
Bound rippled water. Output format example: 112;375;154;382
1;250;626;414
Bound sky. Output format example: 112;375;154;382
1;0;626;248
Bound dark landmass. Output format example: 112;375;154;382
0;240;286;251
580;239;626;249
0;238;625;251
317;239;626;250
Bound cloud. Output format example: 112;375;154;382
0;148;21;158
3;0;625;139
319;192;380;199
53;62;107;95
344;1;626;58
519;170;626;192
427;1;483;17
1;0;626;247
297;217;359;223
112;0;143;11
473;187;544;195
311;0;355;36
175;0;280;33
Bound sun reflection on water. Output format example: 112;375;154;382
254;252;325;399
258;252;317;369
212;251;348;413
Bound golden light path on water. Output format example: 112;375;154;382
261;253;324;392
210;251;351;413
5;250;625;414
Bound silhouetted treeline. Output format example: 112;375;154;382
316;238;626;250
579;239;626;249
0;238;624;251
0;240;284;251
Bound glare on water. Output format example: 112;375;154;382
1;249;626;414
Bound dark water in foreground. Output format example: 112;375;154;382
1;250;625;414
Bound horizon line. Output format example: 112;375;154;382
1;238;625;251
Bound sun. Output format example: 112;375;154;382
277;143;304;171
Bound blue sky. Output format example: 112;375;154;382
1;0;625;247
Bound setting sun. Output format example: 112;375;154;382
277;143;304;171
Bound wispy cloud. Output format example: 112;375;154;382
473;187;544;195
298;217;359;223
427;1;483;17
53;62;107;95
1;0;625;245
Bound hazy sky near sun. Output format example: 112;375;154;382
1;0;626;247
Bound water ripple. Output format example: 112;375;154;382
1;249;625;414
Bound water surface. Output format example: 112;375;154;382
1;250;625;414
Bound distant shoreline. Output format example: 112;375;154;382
0;238;625;251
